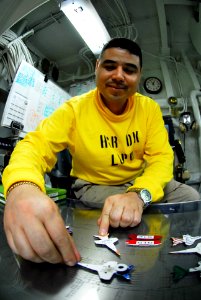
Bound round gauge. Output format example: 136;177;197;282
143;77;162;94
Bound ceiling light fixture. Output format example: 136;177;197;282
61;0;111;55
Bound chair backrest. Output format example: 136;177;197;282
56;149;72;177
163;115;187;183
163;115;175;147
48;149;73;195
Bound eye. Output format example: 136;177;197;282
124;68;134;74
104;65;116;71
123;66;138;74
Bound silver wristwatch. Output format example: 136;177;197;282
128;188;152;209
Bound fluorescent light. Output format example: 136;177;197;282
61;0;111;55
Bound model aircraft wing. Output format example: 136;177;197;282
105;240;120;256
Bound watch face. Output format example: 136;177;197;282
140;189;152;205
144;77;162;94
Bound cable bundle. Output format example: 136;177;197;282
0;29;34;86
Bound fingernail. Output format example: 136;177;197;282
100;229;107;236
65;260;75;266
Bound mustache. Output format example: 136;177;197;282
106;81;127;89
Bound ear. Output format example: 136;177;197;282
137;67;142;84
139;66;143;78
95;59;100;70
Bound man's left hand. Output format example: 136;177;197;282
97;192;143;236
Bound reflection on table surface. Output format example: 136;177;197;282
0;199;201;300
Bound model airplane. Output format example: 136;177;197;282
65;225;73;234
77;260;134;281
126;234;162;246
169;242;201;255
93;234;120;256
172;261;201;282
189;261;201;276
171;234;201;246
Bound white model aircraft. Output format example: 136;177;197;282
93;234;120;256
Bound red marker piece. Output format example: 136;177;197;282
126;240;162;246
126;234;162;246
128;234;162;240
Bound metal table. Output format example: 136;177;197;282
0;199;201;300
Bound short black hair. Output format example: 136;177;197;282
99;37;142;68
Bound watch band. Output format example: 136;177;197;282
127;188;152;209
127;188;143;193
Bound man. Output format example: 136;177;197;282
2;38;199;266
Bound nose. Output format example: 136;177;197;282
112;66;124;81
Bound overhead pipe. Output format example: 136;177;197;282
181;50;200;90
160;60;174;98
155;0;170;56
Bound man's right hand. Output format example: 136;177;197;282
3;184;81;265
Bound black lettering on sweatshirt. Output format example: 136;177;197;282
126;131;139;146
100;135;118;148
111;151;134;166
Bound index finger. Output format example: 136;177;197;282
98;202;113;235
45;216;81;265
98;213;110;236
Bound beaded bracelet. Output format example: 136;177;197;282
7;181;40;197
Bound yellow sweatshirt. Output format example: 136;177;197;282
2;88;173;202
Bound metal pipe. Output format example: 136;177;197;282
190;90;201;163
